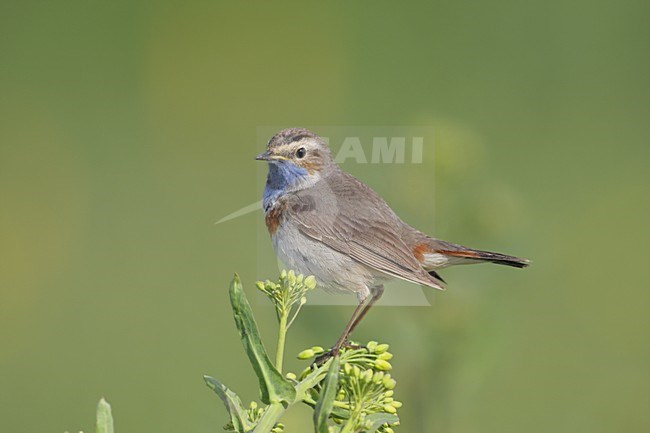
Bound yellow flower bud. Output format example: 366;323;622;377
362;369;373;383
374;343;390;354
304;275;317;289
374;359;392;371
366;341;378;352
383;404;397;414
391;400;403;408
285;372;297;380
297;349;315;359
383;376;397;390
378;351;393;360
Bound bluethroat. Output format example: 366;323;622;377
257;128;528;356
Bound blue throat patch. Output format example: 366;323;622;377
263;162;308;211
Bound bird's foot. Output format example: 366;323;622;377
313;340;365;366
314;346;339;366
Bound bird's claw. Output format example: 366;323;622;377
313;341;366;366
314;347;339;366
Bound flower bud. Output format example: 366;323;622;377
311;346;325;354
280;270;287;279
382;376;397;390
300;366;312;380
373;372;384;383
304;275;317;289
378;351;393;360
384;428;395;433
374;359;392;371
255;281;265;292
344;363;352;376
362;369;373;383
366;341;378;352
297;349;315;359
287;270;296;285
352;365;361;378
285;372;297;380
374;343;390;354
384;390;394;397
383;404;397;414
391;400;403;408
249;401;257;410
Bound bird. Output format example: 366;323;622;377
256;127;528;356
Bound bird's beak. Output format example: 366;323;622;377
255;151;272;161
255;151;287;161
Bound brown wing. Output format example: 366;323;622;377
286;171;444;290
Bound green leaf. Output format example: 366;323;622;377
229;274;296;405
313;356;340;433
203;376;252;432
294;363;330;405
95;398;114;433
364;413;400;432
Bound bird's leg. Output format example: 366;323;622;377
314;285;385;366
314;300;367;366
346;284;384;336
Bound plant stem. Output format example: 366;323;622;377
252;362;330;433
253;402;285;433
340;406;363;433
275;312;288;373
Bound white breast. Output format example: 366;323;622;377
270;219;377;300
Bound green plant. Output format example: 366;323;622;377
96;398;114;433
204;271;401;433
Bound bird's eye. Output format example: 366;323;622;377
295;147;306;159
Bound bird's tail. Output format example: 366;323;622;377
415;239;530;269
439;247;529;268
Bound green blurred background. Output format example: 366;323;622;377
1;1;648;432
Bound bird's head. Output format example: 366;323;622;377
256;128;334;192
